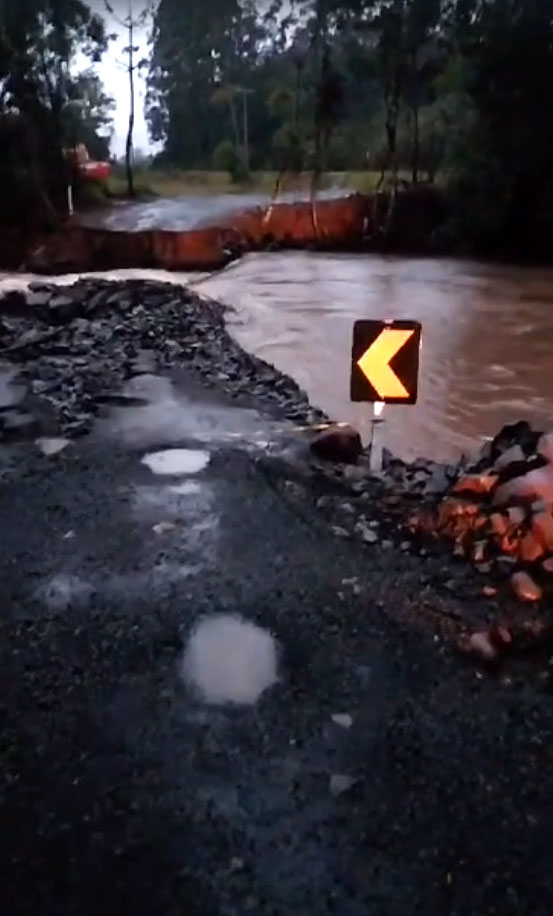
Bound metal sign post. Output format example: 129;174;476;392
369;402;385;473
350;319;422;473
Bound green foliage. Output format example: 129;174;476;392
62;69;115;160
2;0;553;256
212;140;239;173
0;0;111;225
146;0;262;166
212;140;248;182
271;122;307;172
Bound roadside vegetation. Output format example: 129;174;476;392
104;167;420;198
1;0;552;258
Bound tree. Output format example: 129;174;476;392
62;69;115;160
442;0;553;254
146;0;263;167
104;0;152;197
0;0;108;222
401;0;442;183
211;84;242;154
141;0;553;258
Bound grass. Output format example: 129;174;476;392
105;168;420;200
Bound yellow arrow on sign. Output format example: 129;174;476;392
357;328;414;399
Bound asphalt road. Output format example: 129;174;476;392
74;187;351;232
2;374;553;916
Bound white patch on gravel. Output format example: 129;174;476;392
129;476;219;562
94;372;275;451
107;562;198;595
35;573;93;610
182;614;278;705
329;774;358;796
168;480;203;496
152;520;177;534
141;448;210;476
36;437;70;456
331;713;353;729
131;479;205;514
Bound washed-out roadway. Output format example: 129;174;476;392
1;276;553;916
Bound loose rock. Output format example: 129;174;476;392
453;473;498;495
358;525;378;544
519;532;544;563
310;423;362;465
329;774;357;796
511;571;542;602
494;466;553;506
531;510;553;551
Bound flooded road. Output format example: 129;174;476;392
3;240;553;461
75;188;348;231
199;252;553;461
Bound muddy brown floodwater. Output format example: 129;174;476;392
3;220;553;461
199;251;553;462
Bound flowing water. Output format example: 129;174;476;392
199;251;553;461
3;235;553;461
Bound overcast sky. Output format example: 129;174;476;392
82;0;153;157
83;0;282;158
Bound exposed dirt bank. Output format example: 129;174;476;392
0;187;449;274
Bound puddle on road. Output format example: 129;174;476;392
36;437;70;456
142;448;210;476
182;614;279;705
34;563;200;612
168;480;203;496
93;372;284;452
107;560;199;597
129;470;219;562
133;479;205;512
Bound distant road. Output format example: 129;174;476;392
74;187;353;232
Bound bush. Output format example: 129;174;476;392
271;122;306;173
212;140;248;182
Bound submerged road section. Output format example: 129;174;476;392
1;277;553;916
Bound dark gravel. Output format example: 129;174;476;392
0;278;326;441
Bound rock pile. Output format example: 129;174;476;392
413;420;553;606
0;278;325;442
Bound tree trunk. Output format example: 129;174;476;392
310;0;330;239
411;105;419;185
242;91;249;174
126;18;135;198
377;116;397;192
310;127;321;237
263;167;284;224
293;62;301;127
229;98;240;154
265;62;302;222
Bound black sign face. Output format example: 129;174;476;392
350;319;422;404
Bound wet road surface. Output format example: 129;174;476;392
3;373;553;916
75;188;348;232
